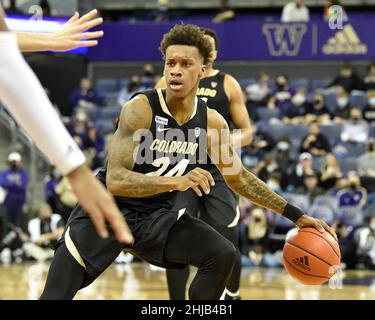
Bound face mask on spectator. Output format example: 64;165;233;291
292;94;306;106
337;98;348;108
369;97;375;106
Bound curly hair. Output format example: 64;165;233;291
159;24;213;65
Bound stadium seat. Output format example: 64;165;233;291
282;193;310;212
256;107;281;122
96;79;119;94
320;124;343;146
308;205;336;225
370;125;375;138
324;92;338;113
289;78;310;91
311;78;331;91
339;157;359;174
96;119;115;136
97;106;122;120
349;91;367;109
312;195;339;214
312;156;324;171
337;207;364;228
336;141;366;157
85;107;100;121
266;123;289;140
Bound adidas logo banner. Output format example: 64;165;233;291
322;24;368;55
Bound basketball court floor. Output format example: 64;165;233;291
0;262;375;300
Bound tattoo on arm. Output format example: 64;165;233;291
229;165;287;214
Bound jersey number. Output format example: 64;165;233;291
146;158;189;177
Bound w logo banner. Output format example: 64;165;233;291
262;23;307;56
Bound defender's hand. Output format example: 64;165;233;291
174;168;215;196
67;165;133;243
295;214;337;241
48;9;104;51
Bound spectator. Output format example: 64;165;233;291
340;108;369;144
331;218;353;268
141;64;158;88
44;167;61;213
299;120;331;157
55;176;78;223
357;139;375;193
245;72;271;107
281;0;310;23
362;62;375;92
304;92;331;123
213;0;235;23
85;125;106;170
290;152;317;189
268;75;295;112
241;125;275;169
328;64;361;93
0;152;28;259
117;75;145;107
295;173;324;203
283;88;307;124
70;78;103;112
152;0;170;23
320;153;343;190
332;90;352;124
274;138;296;189
4;0;23;15
363;90;375;125
336;171;367;227
67;110;94;149
239;206;281;268
253;153;283;185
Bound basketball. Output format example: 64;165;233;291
283;227;341;285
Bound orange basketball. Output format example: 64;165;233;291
283;227;341;285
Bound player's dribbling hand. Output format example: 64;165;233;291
48;9;104;51
67;165;133;243
174;168;215;196
295;214;338;241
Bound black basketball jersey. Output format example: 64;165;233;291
197;71;231;126
98;89;208;211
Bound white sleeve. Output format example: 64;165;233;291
0;32;85;175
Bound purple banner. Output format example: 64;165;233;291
88;14;375;61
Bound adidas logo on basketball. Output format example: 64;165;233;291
292;256;311;272
322;24;367;55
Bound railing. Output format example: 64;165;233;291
0;104;50;211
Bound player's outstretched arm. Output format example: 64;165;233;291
16;9;104;52
207;108;337;239
0;4;8;31
0;19;132;244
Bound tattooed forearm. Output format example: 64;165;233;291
107;169;177;198
228;168;287;214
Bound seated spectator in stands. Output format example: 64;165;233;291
253;153;283;185
239;206;281;268
4;0;23;15
332;90;352;124
70;78;103;112
327;64;361;94
117;75;145;107
67;110;94;147
213;0;235;23
55;176;78;223
363;62;375;92
268;75;295;113
290;152;317;190
141;64;158;88
241;125;276;169
331;218;353;268
299;120;331;157
344;214;375;270
274;138;295;189
295;173;324;204
304;92;331;123
281;0;310;23
340;108;369;144
363;90;375;125
336;171;367;227
84;125;106;170
152;0;170;23
357;139;375;193
246;72;271;107
44;167;62;214
320;153;343;190
266;173;283;194
283;88;307;124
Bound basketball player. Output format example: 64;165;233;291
155;27;251;300
0;5;132;244
40;24;335;300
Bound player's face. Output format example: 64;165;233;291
164;45;206;98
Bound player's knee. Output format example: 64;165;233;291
214;238;236;271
